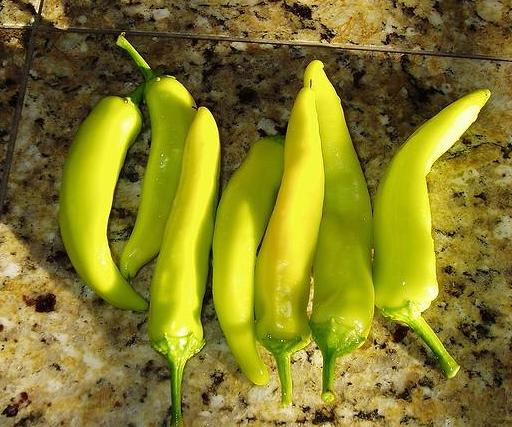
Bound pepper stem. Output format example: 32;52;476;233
405;315;460;378
273;352;293;406
126;83;145;105
168;357;186;427
320;348;337;403
116;32;156;82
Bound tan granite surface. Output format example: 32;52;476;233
39;0;512;59
0;29;27;187
0;0;40;27
0;29;511;426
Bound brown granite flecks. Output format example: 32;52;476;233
39;1;512;59
1;31;511;426
0;0;40;27
0;29;27;192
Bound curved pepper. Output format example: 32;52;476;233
304;60;374;402
59;87;148;311
148;107;220;426
213;136;284;386
116;34;196;280
255;87;324;405
373;89;491;378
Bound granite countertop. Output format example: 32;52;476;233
1;2;511;427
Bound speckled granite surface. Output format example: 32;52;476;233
0;29;27;188
38;0;512;59
0;27;511;426
0;0;40;27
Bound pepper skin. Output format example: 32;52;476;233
255;87;324;405
213;136;284;386
373;89;491;378
148;107;220;426
59;87;148;311
304;60;374;402
116;34;196;280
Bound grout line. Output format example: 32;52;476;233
38;0;46;20
0;24;34;30
37;24;512;63
0;1;45;212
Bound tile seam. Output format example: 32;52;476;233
35;24;512;63
0;24;34;30
0;1;45;212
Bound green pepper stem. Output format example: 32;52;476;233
274;352;293;406
406;315;460;378
320;348;337;403
116;32;156;82
168;357;186;427
126;83;145;105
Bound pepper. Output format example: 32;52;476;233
58;86;148;311
304;60;374;402
373;89;491;378
148;106;220;426
213;136;284;386
255;87;324;405
116;34;196;280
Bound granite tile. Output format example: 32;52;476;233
1;31;511;425
0;0;40;27
0;29;28;199
40;1;512;59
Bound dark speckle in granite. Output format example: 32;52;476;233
312;407;335;424
2;392;31;418
140;359;170;382
392;324;409;343
354;408;385;421
283;2;313;21
210;370;225;389
2;403;19;418
478;303;497;325
22;293;56;312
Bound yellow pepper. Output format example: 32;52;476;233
255;87;324;405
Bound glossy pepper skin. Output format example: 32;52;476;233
116;34;196;280
59;88;148;312
213;136;284;386
255;87;324;406
148;107;220;427
373;89;491;378
304;60;374;402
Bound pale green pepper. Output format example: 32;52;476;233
59;86;148;311
373;89;491;378
148;106;220;426
213;136;284;386
304;60;374;402
116;34;196;280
